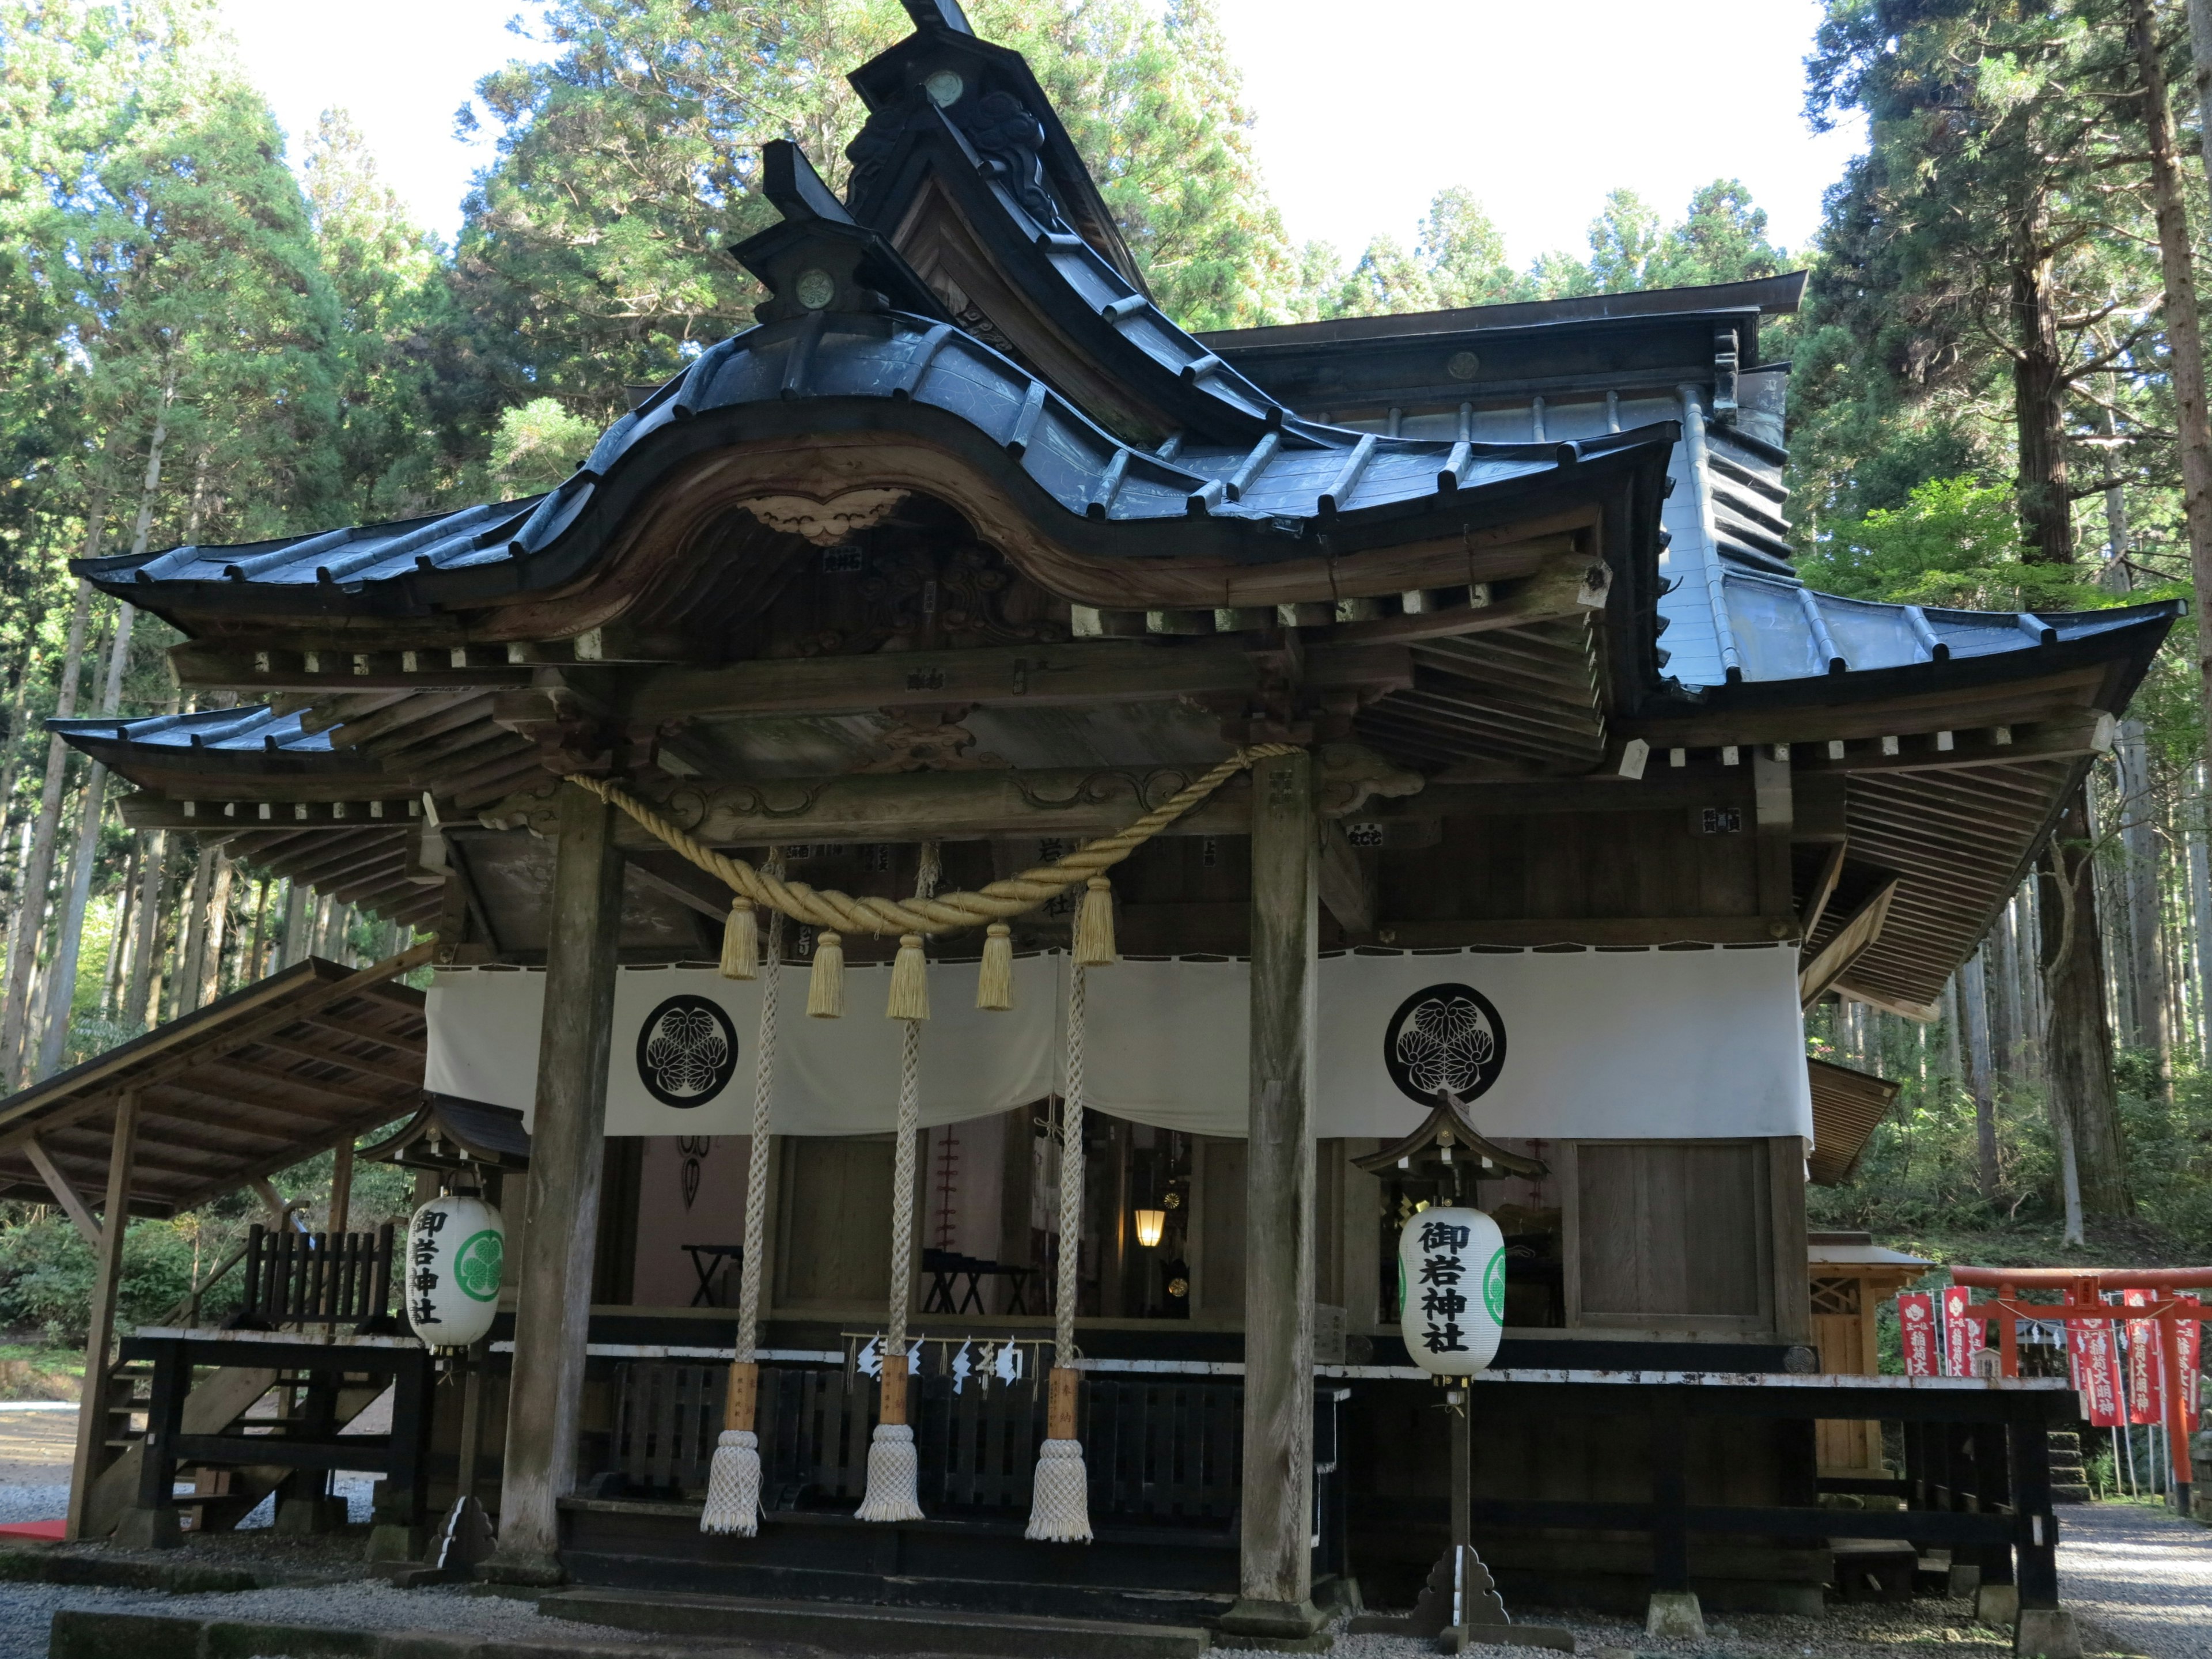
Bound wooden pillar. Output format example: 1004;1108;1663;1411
329;1135;354;1238
67;1092;142;1543
1224;749;1322;1639
483;783;624;1582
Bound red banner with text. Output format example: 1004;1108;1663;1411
1941;1285;1986;1377
1900;1292;1938;1377
2123;1288;2164;1425
2068;1317;2123;1426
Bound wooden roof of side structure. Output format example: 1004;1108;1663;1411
0;947;431;1218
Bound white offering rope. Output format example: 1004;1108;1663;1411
857;845;935;1525
702;861;785;1536
1027;958;1093;1543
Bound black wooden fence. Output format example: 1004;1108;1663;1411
609;1362;1243;1523
224;1224;395;1332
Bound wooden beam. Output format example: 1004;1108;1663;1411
1785;713;2114;777
1381;915;1795;948
625;859;731;924
1798;877;1902;1009
67;1092;139;1544
25;1135;103;1249
1800;842;1848;942
1834;980;1943;1023
1315;821;1375;937
1327;556;1605;647
118;797;419;834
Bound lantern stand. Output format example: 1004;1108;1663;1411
1350;1095;1573;1654
358;1096;530;1574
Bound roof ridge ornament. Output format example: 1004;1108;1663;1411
734;141;950;327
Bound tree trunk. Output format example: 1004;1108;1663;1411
193;853;232;1009
2040;783;2131;1219
101;838;138;1017
2118;720;2173;1090
2190;763;2212;1061
1960;949;2000;1202
0;652;40;945
177;844;213;1012
0;570;99;1077
36;601;137;1078
2139;0;2212;797
122;830;166;1028
279;880;308;967
2009;187;2074;563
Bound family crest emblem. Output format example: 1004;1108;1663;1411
1382;982;1507;1106
636;994;740;1108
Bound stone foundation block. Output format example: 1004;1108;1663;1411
1644;1591;1704;1640
2013;1608;2081;1659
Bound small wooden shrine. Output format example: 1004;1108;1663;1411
27;1;2151;1647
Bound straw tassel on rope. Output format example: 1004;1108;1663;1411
703;858;785;1535
976;922;1013;1012
720;897;757;981
806;931;844;1018
1027;958;1094;1543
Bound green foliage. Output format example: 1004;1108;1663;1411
1297;177;1790;323
1799;475;2106;609
485;397;602;498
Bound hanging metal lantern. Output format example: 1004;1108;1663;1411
1397;1206;1506;1376
406;1193;505;1349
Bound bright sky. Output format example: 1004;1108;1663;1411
214;0;1864;268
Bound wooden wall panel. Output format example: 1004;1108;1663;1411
775;1135;894;1308
1192;1136;1245;1322
1377;806;1760;923
1571;1140;1767;1328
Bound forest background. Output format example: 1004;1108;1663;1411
1;0;2210;1363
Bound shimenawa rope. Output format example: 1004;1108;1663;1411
563;744;1298;1014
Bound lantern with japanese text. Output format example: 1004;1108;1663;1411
405;1194;505;1349
1399;1207;1506;1374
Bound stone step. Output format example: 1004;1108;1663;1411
540;1586;1212;1659
558;1544;1237;1627
2051;1482;2092;1505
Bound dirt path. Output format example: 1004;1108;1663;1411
2058;1501;2212;1658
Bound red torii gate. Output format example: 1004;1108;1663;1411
1951;1266;2209;1509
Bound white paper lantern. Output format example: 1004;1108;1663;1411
1397;1206;1506;1376
405;1194;505;1349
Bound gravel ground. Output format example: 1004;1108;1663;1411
2055;1501;2212;1658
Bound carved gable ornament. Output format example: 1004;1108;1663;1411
737;488;911;547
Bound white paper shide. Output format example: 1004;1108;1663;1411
405;1194;505;1349
1399;1207;1506;1376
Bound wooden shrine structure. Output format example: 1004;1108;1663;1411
36;1;2165;1648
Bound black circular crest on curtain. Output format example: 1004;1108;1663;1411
636;995;739;1108
1382;982;1507;1106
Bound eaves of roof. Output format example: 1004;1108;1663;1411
1198;273;1808;359
78;308;1668;623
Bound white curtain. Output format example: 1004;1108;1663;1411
426;944;1812;1143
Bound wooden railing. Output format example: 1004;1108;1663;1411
224;1224;395;1332
608;1362;1244;1522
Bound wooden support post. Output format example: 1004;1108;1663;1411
483;783;624;1584
1768;1137;1811;1350
69;1093;145;1544
26;1136;102;1250
1221;749;1324;1644
329;1135;355;1239
2008;1400;2059;1610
